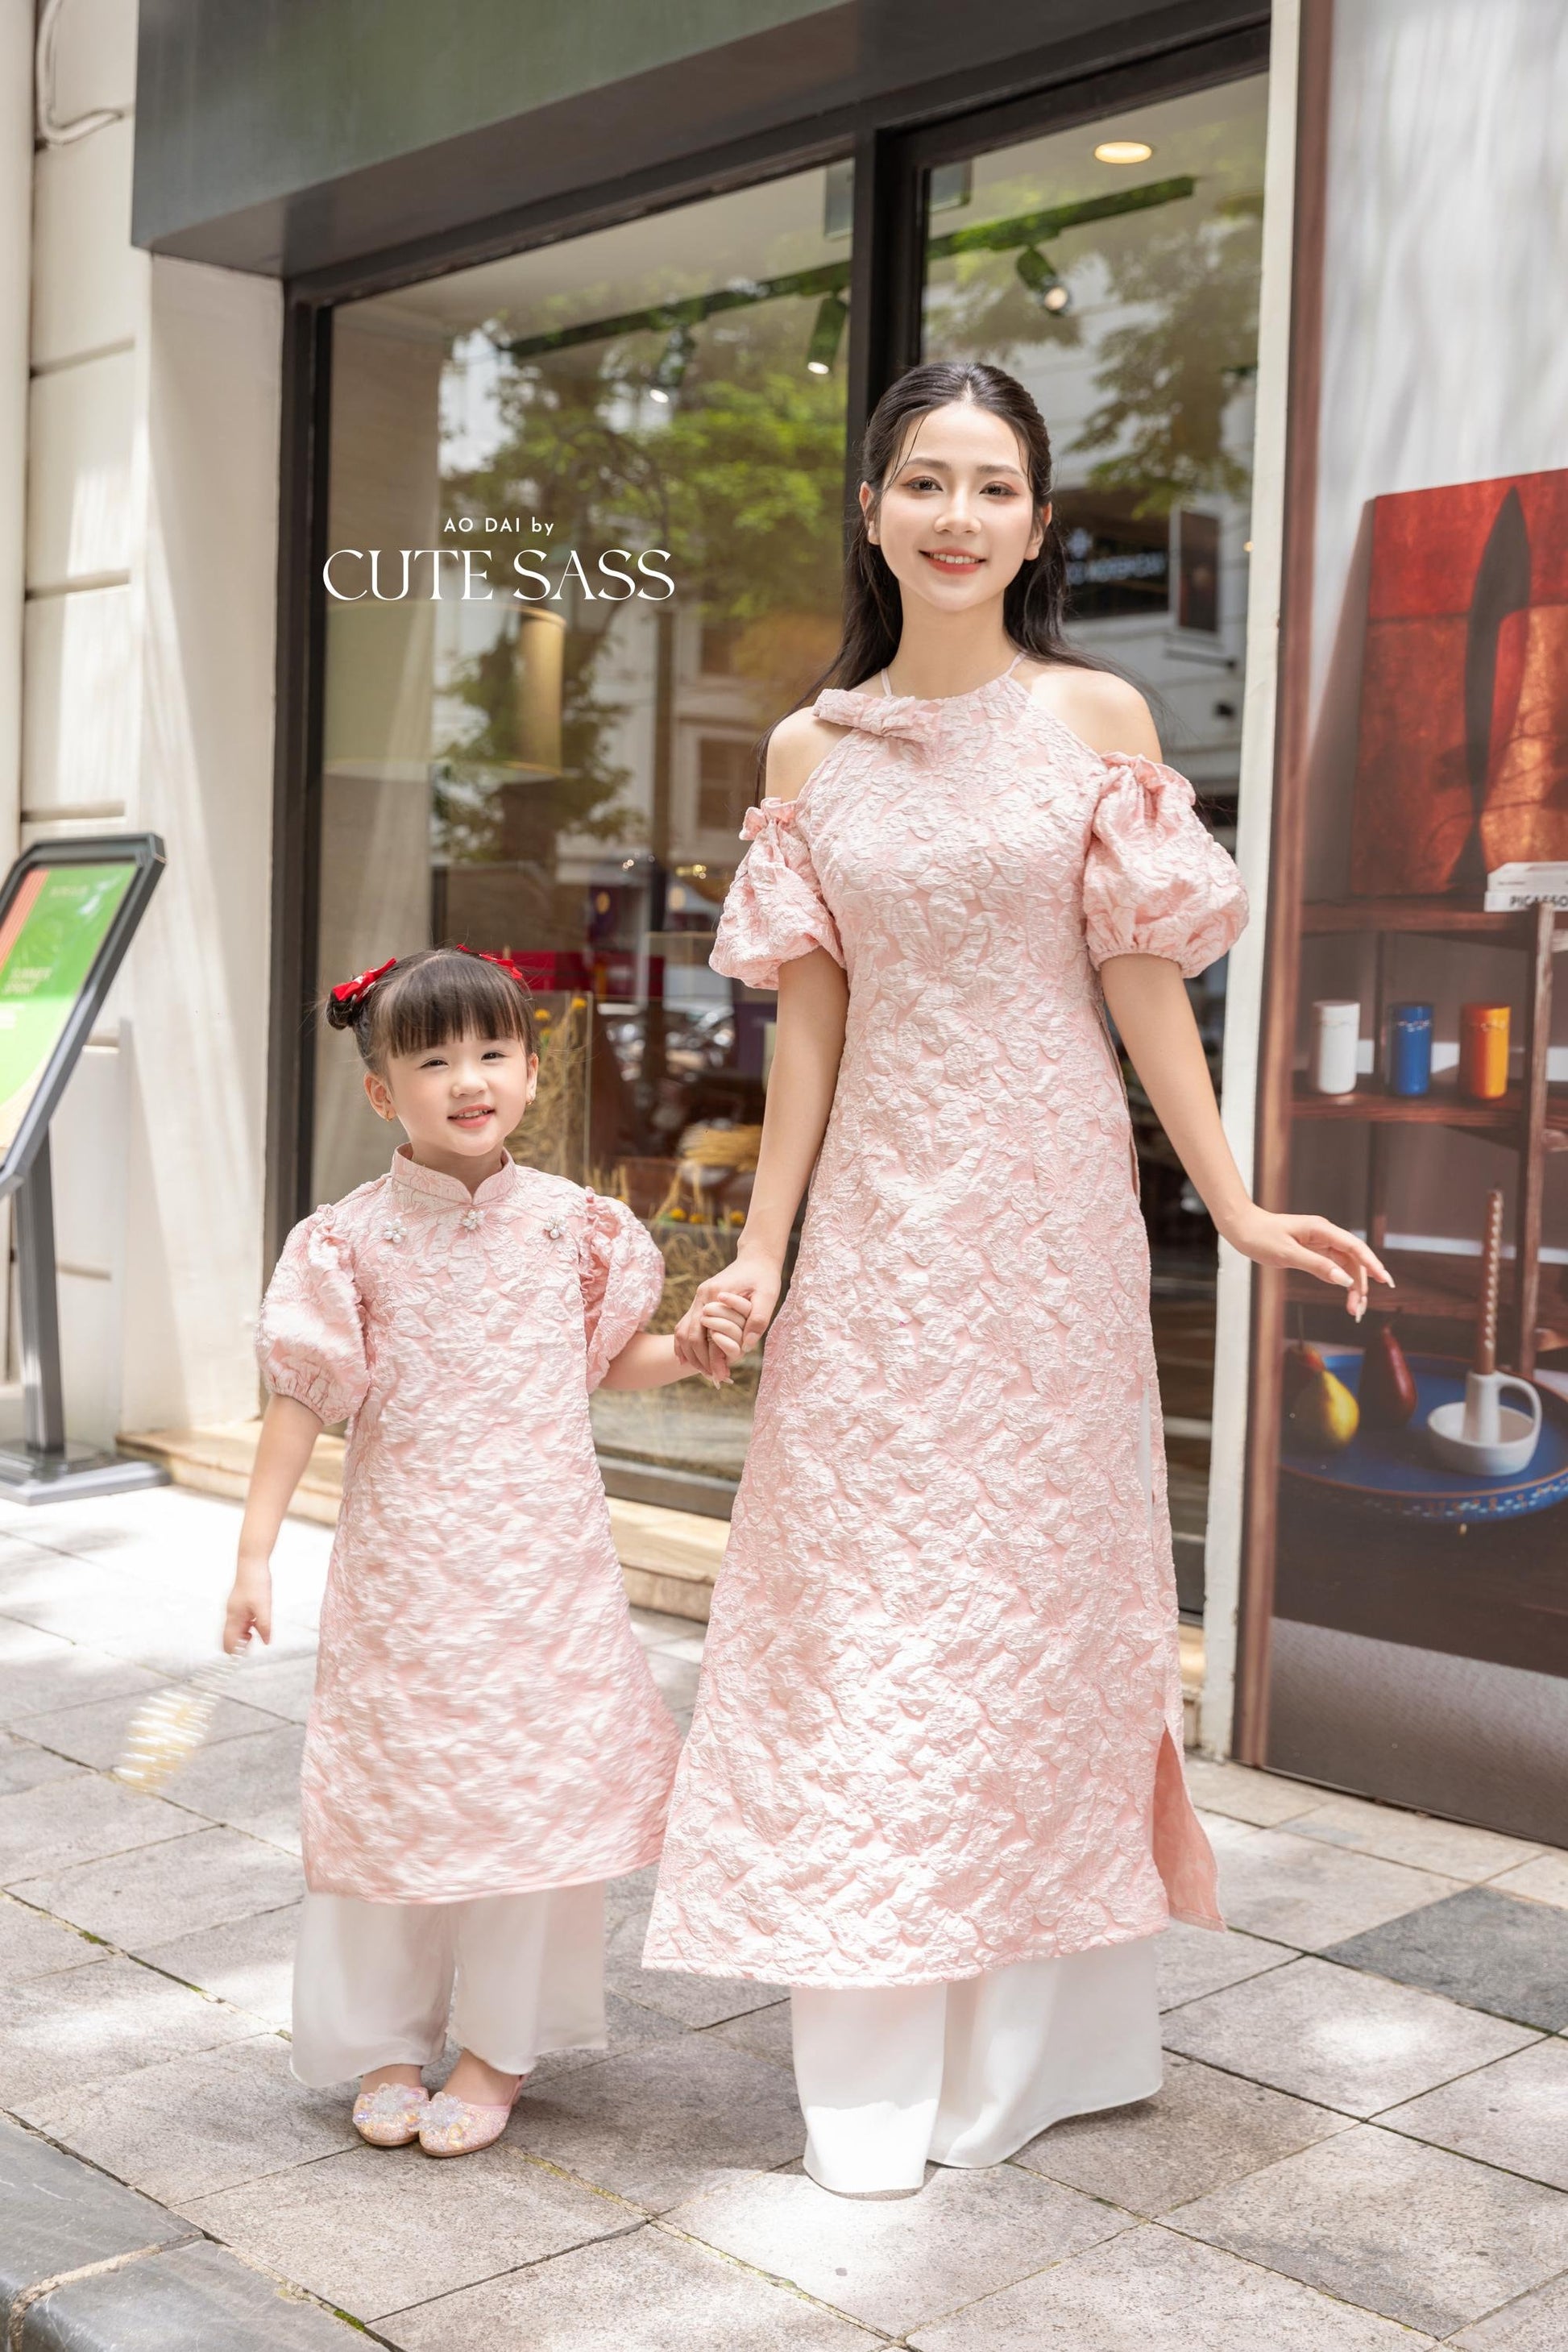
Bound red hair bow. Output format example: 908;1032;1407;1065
456;944;533;990
330;956;396;1011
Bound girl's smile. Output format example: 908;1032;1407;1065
363;1031;539;1192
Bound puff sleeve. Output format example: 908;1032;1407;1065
1083;753;1249;978
255;1209;369;1426
581;1192;666;1391
709;799;844;992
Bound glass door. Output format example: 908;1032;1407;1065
918;75;1270;1615
314;164;855;1507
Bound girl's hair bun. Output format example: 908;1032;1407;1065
320;946;537;1068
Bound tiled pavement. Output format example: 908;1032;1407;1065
1;1489;1567;2347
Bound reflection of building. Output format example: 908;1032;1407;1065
6;2;1563;1821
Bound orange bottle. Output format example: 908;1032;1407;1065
1459;1003;1510;1100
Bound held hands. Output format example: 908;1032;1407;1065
676;1255;782;1383
222;1555;272;1654
1221;1205;1393;1321
691;1292;753;1383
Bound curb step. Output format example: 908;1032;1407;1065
0;2120;360;2350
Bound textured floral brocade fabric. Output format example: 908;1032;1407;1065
644;667;1247;1986
256;1153;681;1902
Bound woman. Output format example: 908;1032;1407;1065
643;360;1388;2196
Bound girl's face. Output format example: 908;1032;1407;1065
363;1030;538;1174
861;401;1046;618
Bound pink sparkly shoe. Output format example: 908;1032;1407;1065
352;2080;429;2147
417;2076;525;2158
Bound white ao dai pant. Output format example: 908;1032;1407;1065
790;1934;1162;2194
290;1881;605;2086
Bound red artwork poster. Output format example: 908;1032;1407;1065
1350;468;1568;894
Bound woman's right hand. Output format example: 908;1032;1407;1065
674;1252;783;1382
223;1555;272;1653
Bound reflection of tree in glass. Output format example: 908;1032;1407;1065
923;247;1085;367
432;616;635;866
435;357;647;864
433;298;845;874
1072;197;1263;516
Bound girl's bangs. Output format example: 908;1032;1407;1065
375;954;536;1060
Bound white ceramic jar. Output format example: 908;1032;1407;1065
1309;999;1361;1096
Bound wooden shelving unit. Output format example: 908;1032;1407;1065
1288;897;1568;1372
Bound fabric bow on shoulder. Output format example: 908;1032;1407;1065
739;799;800;841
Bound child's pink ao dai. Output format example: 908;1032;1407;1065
256;1151;681;1902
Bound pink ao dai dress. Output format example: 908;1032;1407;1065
257;1150;680;1902
642;661;1249;2188
261;1151;682;2084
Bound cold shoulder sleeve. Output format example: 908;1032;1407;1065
255;1208;369;1426
580;1192;666;1391
1083;753;1249;978
710;799;844;991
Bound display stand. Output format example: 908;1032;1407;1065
0;836;170;1502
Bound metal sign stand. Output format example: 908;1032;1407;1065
0;834;170;1503
0;1133;168;1500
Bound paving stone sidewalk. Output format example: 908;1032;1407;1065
2;1485;1567;2349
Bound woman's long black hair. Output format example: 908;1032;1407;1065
807;359;1096;705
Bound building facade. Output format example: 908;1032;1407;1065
4;0;1566;1835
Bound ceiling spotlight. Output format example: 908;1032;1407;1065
649;325;695;403
1094;139;1154;164
1015;246;1071;313
806;292;848;375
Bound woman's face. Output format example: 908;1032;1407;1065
861;402;1046;619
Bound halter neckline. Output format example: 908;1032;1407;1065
878;649;1025;701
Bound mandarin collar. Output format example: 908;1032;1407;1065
389;1147;521;1207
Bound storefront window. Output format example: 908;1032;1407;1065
314;168;852;1500
920;76;1268;1608
1251;0;1568;1841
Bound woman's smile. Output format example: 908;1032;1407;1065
921;548;985;571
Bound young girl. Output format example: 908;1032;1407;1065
223;944;745;2158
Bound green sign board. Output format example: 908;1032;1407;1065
0;838;165;1193
0;863;138;1157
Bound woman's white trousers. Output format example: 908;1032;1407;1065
790;1935;1162;2194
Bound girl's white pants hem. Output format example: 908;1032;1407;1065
790;1932;1162;2195
290;1881;605;2088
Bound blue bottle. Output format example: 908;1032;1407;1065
1387;1001;1433;1097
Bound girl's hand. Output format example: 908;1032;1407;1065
1222;1205;1393;1321
698;1299;749;1371
224;1557;272;1653
675;1257;782;1383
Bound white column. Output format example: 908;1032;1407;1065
21;0;284;1441
117;255;282;1433
0;0;28;852
0;5;34;1391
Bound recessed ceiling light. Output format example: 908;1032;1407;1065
1094;139;1154;164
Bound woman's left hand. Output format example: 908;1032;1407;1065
1221;1205;1393;1321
